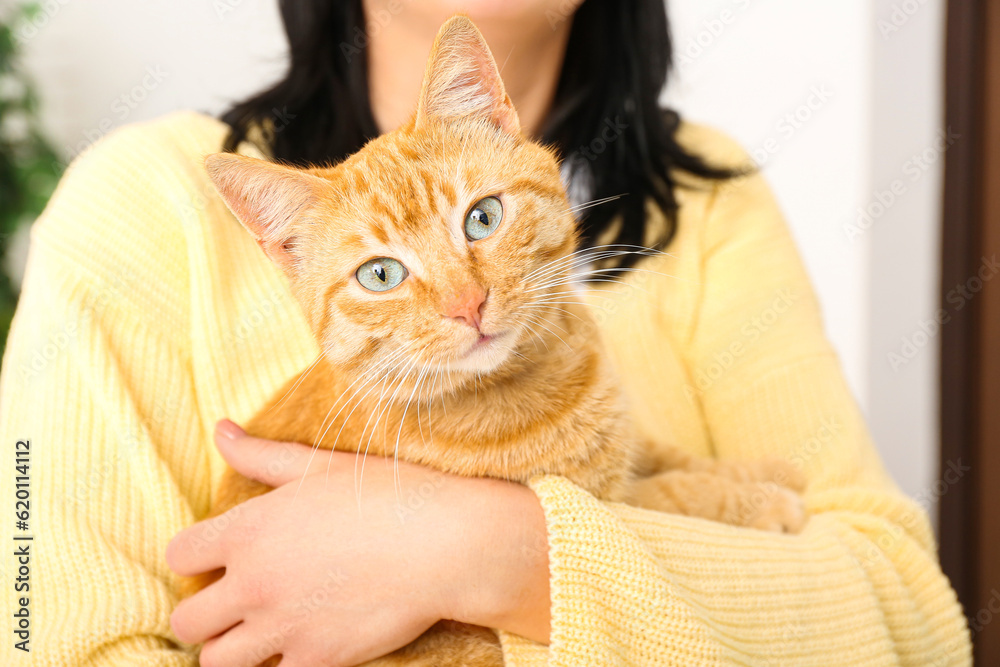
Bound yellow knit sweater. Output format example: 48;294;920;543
0;111;971;666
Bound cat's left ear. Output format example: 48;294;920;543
206;153;325;271
415;15;521;135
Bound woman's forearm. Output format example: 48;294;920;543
447;477;552;644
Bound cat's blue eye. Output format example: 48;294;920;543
464;196;503;241
356;257;408;292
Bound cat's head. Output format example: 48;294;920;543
207;16;579;380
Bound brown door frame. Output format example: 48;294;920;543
939;0;1000;662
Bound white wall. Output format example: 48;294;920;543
867;0;945;518
13;0;286;161
13;0;943;506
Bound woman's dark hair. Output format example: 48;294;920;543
220;0;740;267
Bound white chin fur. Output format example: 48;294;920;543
444;338;514;374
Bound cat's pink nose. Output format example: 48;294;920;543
443;287;487;330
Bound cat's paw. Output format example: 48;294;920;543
707;457;808;493
745;458;807;493
747;485;808;534
768;460;808;493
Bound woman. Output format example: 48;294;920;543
0;0;971;665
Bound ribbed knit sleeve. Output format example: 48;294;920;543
0;121;205;665
499;131;972;666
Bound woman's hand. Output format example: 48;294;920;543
166;420;551;667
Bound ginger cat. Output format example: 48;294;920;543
184;16;806;666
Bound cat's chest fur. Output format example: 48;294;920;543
244;300;636;501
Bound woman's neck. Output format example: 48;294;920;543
364;6;573;137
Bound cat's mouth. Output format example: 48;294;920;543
467;329;509;352
458;329;513;362
474;332;497;347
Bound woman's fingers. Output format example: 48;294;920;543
214;419;337;487
199;621;285;667
170;578;244;645
165;511;234;576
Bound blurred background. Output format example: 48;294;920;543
0;0;946;507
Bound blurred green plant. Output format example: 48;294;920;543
0;3;63;356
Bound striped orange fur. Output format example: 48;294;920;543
186;16;806;666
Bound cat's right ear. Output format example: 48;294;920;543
205;153;324;271
415;15;521;135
